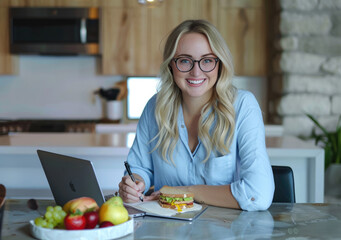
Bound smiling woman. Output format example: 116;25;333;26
119;19;274;211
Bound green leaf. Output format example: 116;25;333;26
325;144;332;169
306;114;341;169
306;114;329;136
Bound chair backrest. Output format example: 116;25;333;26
0;184;6;240
272;166;296;203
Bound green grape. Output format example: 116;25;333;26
52;211;59;217
60;210;67;218
40;219;48;228
54;206;62;212
46;206;54;212
53;212;62;222
46;218;55;225
46;222;54;229
34;205;67;229
34;217;45;227
44;211;53;219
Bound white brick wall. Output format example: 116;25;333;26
322;57;341;75
318;0;341;10
280;52;325;74
277;0;341;136
283;75;341;95
280;36;298;51
332;95;341;114
280;12;331;35
282;116;314;136
280;0;318;11
278;94;330;115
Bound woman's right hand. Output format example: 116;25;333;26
118;175;145;203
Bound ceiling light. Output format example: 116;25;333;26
138;0;164;7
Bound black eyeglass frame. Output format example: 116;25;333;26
172;57;220;73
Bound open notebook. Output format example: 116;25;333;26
125;201;208;221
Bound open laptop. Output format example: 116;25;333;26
37;149;146;217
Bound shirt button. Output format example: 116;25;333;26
181;124;185;128
251;197;255;201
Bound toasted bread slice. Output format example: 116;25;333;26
159;186;194;198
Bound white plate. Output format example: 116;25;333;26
30;217;133;240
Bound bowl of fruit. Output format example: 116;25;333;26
30;196;133;240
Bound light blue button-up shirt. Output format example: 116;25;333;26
127;90;274;211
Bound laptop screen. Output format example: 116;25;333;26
37;150;105;207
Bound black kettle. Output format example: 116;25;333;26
96;88;120;101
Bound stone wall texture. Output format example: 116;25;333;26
277;0;341;137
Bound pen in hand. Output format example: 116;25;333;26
124;161;144;202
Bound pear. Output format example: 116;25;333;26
99;200;128;225
106;196;124;206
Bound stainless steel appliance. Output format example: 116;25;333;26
9;7;99;55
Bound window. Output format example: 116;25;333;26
126;76;160;120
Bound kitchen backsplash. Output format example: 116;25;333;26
0;56;122;120
0;56;267;122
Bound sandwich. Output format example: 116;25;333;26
158;186;194;212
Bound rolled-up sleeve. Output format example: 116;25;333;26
230;92;274;211
126;96;157;193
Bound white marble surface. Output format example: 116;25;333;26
2;199;341;240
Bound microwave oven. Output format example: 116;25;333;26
9;7;100;55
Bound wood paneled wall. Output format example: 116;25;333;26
0;0;268;76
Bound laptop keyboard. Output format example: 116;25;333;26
104;194;116;201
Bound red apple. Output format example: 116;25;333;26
64;214;86;230
99;221;114;228
83;211;99;229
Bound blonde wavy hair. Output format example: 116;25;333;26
152;19;236;164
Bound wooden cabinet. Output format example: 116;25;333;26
100;2;150;75
0;0;268;76
0;7;18;75
7;0;100;7
216;0;267;76
0;0;101;75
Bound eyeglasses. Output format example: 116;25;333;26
173;57;219;73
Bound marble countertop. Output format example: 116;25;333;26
0;132;321;158
0;132;319;149
0;132;136;156
2;199;341;240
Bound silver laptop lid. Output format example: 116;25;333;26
37;150;105;207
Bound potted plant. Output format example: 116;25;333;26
306;114;341;197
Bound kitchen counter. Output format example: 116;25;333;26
2;199;341;240
0;133;324;203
